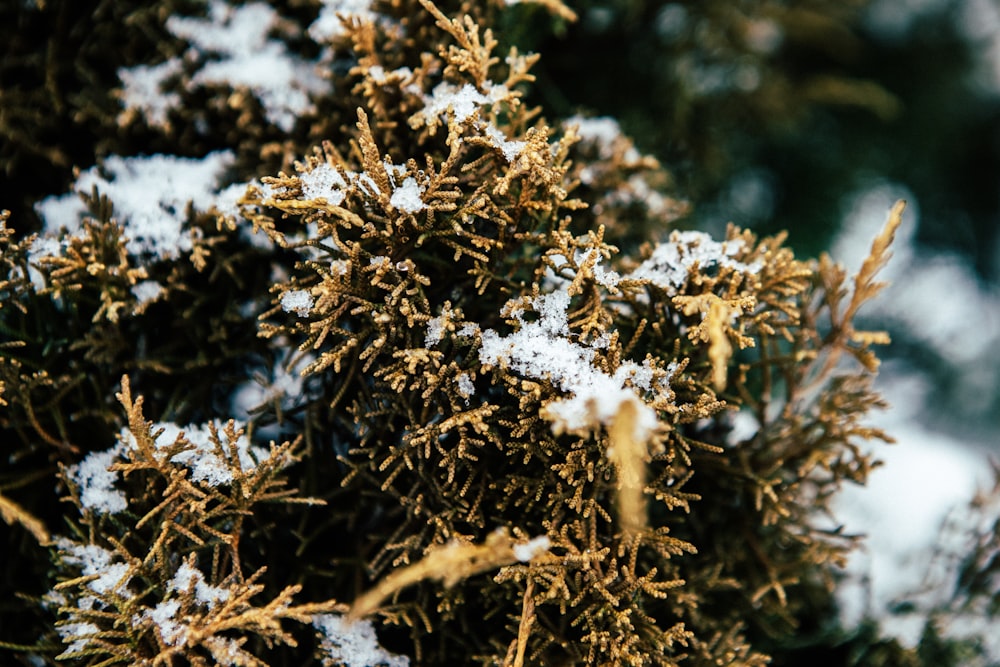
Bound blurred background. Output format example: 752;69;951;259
518;0;1000;654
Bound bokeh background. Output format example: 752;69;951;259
519;0;1000;653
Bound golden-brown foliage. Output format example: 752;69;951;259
1;1;909;665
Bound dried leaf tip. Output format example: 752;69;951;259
607;399;649;536
348;529;550;622
857;199;905;292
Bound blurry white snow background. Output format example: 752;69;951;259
831;183;1000;649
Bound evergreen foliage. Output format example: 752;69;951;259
2;1;998;665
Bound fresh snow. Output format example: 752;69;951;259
425;304;454;347
69;418;273;516
128;421;269;487
169;560;230;608
34;151;236;263
117;59;184;128
565;115;623;159
513;535;551;562
281;289;314;317
313;614;410;667
479;289;662;440
131;280;165;307
308;0;379;43
455;373;475;401
66;444;128;515
301;163;349;205
56;621;102;657
55;540;132;597
483;124;527;162
420;82;491;123
119;1;326;133
629;231;761;293
230;346;317;423
389;176;426;213
830;184;999;654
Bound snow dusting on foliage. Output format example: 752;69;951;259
65;443;129;515
565;115;634;160
168;560;230;608
118;0;326;132
34;151;235;262
312;614;410;667
125;421;270;487
512;535;551;562
308;0;380;43
117;59;184;128
389;176;426;213
55;540;133;597
479;289;664;440
630;230;763;293
68;420;276;516
301;163;350;205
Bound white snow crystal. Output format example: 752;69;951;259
212;181;249;219
26;235;63;290
421;82;490;123
169;561;230;608
301;163;349;205
565;115;623;159
576;248;621;289
456;373;475;401
425;316;447;347
56;621;102;657
356;172;381;198
313;614;410;667
281;289;314;317
368;65;413;85
483;123;526;162
56;540;132;597
609;174;674;217
66;443;128;515
330;259;350;276
309;0;379;42
117;59;184;128
131;280;164;308
120;420;268;487
230;347;316;421
389;176;426;213
513;535;551;562
194;45;324;132
457;323;480;338
143;599;188;647
167;1;272;57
